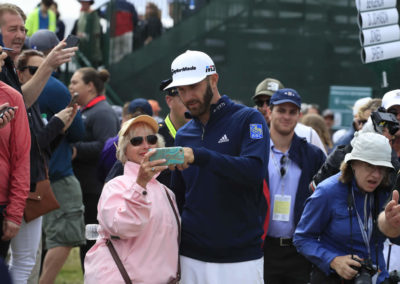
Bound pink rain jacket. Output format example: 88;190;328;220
84;161;180;284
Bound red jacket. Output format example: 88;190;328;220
0;82;30;225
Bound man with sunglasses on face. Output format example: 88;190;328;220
167;50;269;283
264;88;325;284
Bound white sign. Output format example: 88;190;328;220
356;0;397;12
361;41;400;63
360;24;400;45
358;8;399;29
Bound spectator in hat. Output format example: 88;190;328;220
253;77;327;155
166;50;269;283
253;77;283;124
29;29;60;55
294;132;397;284
382;90;400;158
25;0;56;37
263;88;325;283
84;115;180;284
98;98;153;184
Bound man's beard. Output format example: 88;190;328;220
187;81;213;118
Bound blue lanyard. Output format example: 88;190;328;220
351;186;373;258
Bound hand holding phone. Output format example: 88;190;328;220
68;93;79;107
0;106;15;119
149;147;184;165
64;34;80;49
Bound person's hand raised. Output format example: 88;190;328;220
136;150;168;188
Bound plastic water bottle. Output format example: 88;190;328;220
41;113;48;125
85;224;100;240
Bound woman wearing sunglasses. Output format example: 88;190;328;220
84;115;180;284
294;132;398;284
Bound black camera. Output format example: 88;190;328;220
389;270;400;283
371;107;400;136
351;258;377;284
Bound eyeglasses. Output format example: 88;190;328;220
20;66;39;75
280;155;287;177
255;99;270;108
130;135;158;146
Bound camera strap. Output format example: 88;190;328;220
351;186;373;258
347;183;380;270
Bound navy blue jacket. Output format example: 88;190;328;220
171;95;269;263
275;134;326;227
38;76;85;182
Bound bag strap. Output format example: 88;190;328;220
164;187;181;282
105;188;181;284
106;239;132;284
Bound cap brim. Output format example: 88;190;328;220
252;92;273;100
344;154;394;169
164;74;207;90
385;98;400;110
120;115;159;136
271;99;300;108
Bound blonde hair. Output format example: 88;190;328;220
301;113;333;151
116;122;165;164
357;98;382;121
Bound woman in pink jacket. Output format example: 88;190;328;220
84;115;180;284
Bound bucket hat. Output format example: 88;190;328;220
344;132;393;169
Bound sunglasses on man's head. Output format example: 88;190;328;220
20;66;39;75
130;135;158;146
255;98;270;108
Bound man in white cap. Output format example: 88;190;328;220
382;89;400;157
167;50;269;283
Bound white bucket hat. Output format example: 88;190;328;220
164;50;216;90
344;132;393;169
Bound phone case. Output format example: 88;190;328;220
149;147;184;165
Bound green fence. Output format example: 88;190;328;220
82;0;400;116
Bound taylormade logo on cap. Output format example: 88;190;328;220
164;50;216;90
172;66;196;75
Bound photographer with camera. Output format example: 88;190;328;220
294;132;399;284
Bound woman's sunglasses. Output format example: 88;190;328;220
130;135;158;146
20;66;39;75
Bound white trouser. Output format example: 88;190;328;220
180;255;264;284
9;217;42;284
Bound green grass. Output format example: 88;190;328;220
55;247;83;284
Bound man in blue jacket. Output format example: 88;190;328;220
165;50;269;283
263;88;326;283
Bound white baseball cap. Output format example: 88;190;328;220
164;50;216;90
382;89;400;110
344;132;393;169
353;97;371;116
